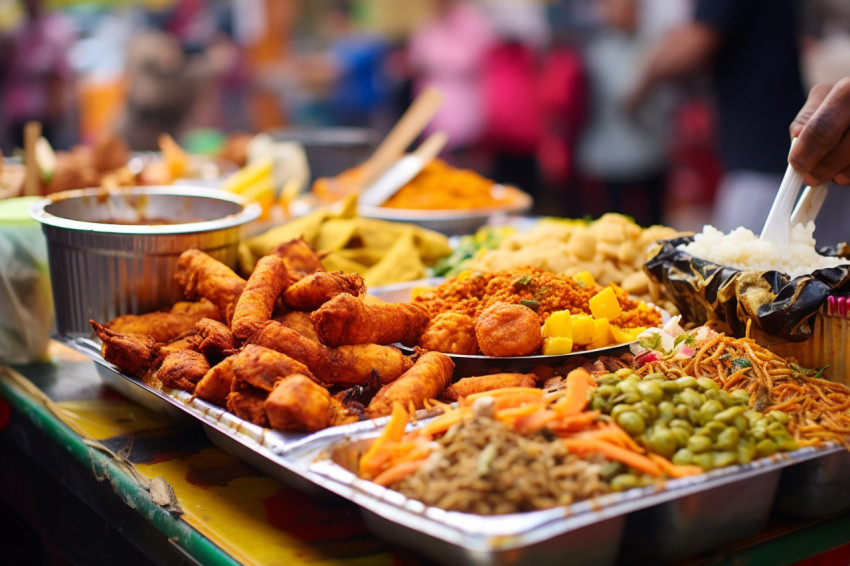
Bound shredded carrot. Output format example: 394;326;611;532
546;411;602;432
512;408;559;434
465;387;543;403
563;438;663;477
648;453;703;478
373;460;426;487
551;368;594;416
359;402;410;478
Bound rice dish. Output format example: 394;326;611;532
680;224;847;278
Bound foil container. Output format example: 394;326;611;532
60;336;849;565
30;186;261;338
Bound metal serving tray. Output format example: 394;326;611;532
60;336;849;565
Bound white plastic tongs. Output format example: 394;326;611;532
760;138;828;244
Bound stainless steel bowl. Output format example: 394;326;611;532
30;186;261;338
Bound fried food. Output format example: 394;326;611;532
250;321;413;387
282;271;366;311
231;255;291;343
265;375;358;432
170;298;221;322
194;358;235;406
175;249;246;324
312;293;429;347
91;320;157;377
105;311;197;343
195;318;236;358
227;387;270;427
272;237;325;279
419;312;479;355
366;351;454;418
475;302;543;357
273;311;319;342
442;373;538;401
155;349;210;393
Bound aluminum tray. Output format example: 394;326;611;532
60;335;849;565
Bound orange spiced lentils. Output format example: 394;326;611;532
412;268;661;330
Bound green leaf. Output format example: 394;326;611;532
520;299;540;311
731;357;752;371
639;332;662;350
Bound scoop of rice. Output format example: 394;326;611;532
680;223;847;278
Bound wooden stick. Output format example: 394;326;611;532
24;121;41;196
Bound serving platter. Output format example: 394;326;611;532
59;334;850;565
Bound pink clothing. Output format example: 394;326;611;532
409;4;495;149
3;14;74;121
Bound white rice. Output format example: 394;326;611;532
679;223;847;278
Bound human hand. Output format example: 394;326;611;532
789;79;850;186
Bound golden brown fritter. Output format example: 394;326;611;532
231;255;291;343
170;298;221;322
155;349;210;393
418;312;479;355
366;351;454;418
91;320;157;377
475;302;543;357
312;294;429;347
442;373;538;401
194;358;235;406
175;249;246;324
273;311;319;342
282;271;365;311
195;318;237;358
250;321;413;387
264;375;357;432
230;344;316;390
105;312;197;344
272;237;325;279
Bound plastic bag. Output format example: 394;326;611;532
644;236;850;342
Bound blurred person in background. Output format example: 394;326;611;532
627;0;808;237
408;0;495;168
1;0;75;152
790;79;850;188
575;0;679;227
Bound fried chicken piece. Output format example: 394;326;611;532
154;333;201;364
366;351;455;418
282;271;366;311
312;294;429;347
155;349;210;393
194;358;235;406
170;298;221;322
265;375;359;432
272;238;325;280
250;321;413;387
91;320;157;377
475;302;543;357
231;255;291;343
418;312;479;355
195;318;237;358
273;310;319;342
105;311;197;343
227;387;270;427
175;249;246;324
442;373;538;401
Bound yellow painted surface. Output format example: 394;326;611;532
52;400;173;440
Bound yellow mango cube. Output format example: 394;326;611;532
571;314;596;345
572;270;596;288
409;286;436;300
589;286;622;321
543;336;574;355
589;317;614;350
610;325;646;344
542;310;572;338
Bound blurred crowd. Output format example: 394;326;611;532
1;0;849;236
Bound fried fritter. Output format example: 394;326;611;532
194;358;235;406
366;351;454;418
265;375;358;432
273;310;319;342
442;373;538;401
312;294;429;347
272;237;325;279
418;312;479;355
105;311;197;343
250;321;413;387
155;349;210;393
475;302;543;357
195;318;237;358
231;255;291;343
175;249;246;324
282;271;365;311
170;298;221;322
91;320;157;377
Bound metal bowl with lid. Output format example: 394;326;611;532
30;186;261;338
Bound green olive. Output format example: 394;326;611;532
661;380;684;393
672;448;694;466
737;440;756;465
657;401;675;423
688;435;713;454
751;426;767;441
696;377;719;391
616;411;647;436
768;410;790;424
610;473;640;492
646;427;677;458
713;406;747;424
702;421;727;440
733;414;748;432
774;434;798;452
611;404;636;421
731;389;751;406
693;453;714;470
669;419;694;434
637;381;664;404
599;461;625;480
704;388;724;402
635;401;659;424
675;376;698;390
674;403;690;419
712;451;739;468
624;373;641;384
670;427;690;448
596;384;618;399
597;373;620;386
590;397;611;413
756;438;778;458
715;427;740;451
767;421;790;439
698;399;725;425
679;388;703;408
644;372;666;381
614;368;634;378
